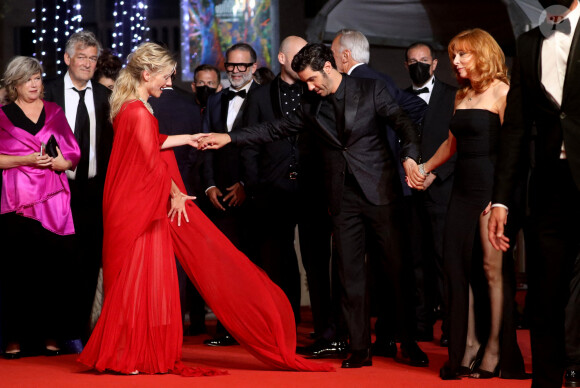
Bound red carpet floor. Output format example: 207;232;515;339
0;313;532;388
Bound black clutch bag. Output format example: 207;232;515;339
45;134;59;158
45;135;62;174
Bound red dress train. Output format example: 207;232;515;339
78;100;332;374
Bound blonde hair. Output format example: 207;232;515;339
109;42;176;120
448;28;509;101
2;56;44;102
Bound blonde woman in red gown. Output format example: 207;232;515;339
78;42;332;375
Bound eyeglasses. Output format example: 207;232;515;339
224;62;254;72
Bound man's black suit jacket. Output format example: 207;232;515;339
149;88;202;196
406;78;457;205
43;77;114;187
242;75;300;197
229;75;420;215
202;81;259;191
493;25;580;204
350;64;426;196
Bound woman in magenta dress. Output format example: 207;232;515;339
78;42;332;375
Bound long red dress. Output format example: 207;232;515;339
78;100;332;375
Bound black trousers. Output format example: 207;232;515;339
68;178;103;341
251;188;301;322
332;177;411;351
526;162;580;388
0;213;74;349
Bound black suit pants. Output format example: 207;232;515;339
332;176;410;351
68;178;103;341
526;162;580;388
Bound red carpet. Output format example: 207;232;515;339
0;313;532;388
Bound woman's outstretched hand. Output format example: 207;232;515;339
168;191;196;227
187;133;211;148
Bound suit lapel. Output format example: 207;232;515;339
271;78;283;119
563;21;580;103
343;76;358;144
219;91;230;133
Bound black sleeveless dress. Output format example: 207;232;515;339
443;109;527;379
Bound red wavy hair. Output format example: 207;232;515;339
448;28;509;101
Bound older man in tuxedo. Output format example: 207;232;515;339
489;1;580;387
199;43;428;368
44;31;113;348
201;42;259;346
403;42;456;346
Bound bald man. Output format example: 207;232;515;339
242;36;327;324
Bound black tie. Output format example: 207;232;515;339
72;87;90;181
412;87;429;95
226;89;247;100
542;17;571;38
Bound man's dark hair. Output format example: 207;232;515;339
225;42;257;63
194;64;220;82
94;49;123;81
404;42;436;62
291;43;336;73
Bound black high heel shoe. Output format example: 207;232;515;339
457;345;484;377
470;362;500;379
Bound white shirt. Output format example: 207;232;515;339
541;4;579;159
226;81;253;132
541;4;579;107
347;62;364;75
412;76;435;104
63;72;97;179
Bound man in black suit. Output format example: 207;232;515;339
201;42;259;346
404;42;456;345
330;29;428;363
199;43;429;368
242;36;308;322
44;31;113;349
489;1;580;387
148;82;207;335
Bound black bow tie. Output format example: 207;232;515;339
541;17;571;38
412;87;429;95
226;89;247;100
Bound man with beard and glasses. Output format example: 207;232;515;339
488;1;580;387
403;42;456;347
201;42;259;347
191;64;222;111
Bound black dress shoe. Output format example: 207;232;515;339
341;349;372;368
296;339;348;359
44;348;62;357
203;335;238;347
440;364;461;380
439;334;449;347
398;341;429;367
566;369;580;387
2;352;21;360
371;339;397;358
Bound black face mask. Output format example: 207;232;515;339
539;0;574;9
195;85;217;107
408;62;432;87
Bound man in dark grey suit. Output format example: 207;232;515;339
199;43;428;369
489;1;580;387
404;42;456;346
44;31;113;349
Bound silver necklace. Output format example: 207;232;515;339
138;98;154;115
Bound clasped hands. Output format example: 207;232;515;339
33;146;72;172
404;159;429;190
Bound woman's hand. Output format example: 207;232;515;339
168;191;196;227
50;147;73;172
30;152;53;169
186;133;210;148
